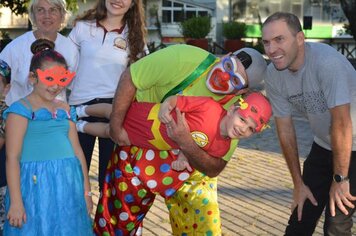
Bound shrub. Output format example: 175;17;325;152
180;16;212;39
222;21;247;39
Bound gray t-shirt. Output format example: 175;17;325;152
265;42;356;150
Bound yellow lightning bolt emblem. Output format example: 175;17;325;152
191;131;209;147
148;104;173;150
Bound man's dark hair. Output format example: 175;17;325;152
262;12;302;35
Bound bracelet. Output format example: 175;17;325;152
85;191;93;197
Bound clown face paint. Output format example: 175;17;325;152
36;66;75;87
206;56;247;94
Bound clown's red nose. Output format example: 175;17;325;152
217;71;230;81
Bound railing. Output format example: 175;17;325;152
147;41;167;53
212;38;356;59
211;42;226;55
327;38;356;59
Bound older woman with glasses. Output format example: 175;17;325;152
0;0;78;106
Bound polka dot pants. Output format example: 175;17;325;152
166;171;221;236
94;145;222;236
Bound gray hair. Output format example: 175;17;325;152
262;12;302;35
28;0;69;30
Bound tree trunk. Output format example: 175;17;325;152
340;0;356;42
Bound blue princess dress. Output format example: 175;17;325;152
3;99;93;236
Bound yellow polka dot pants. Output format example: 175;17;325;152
166;171;221;236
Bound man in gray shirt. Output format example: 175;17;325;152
262;12;356;235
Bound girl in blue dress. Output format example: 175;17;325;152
3;39;94;235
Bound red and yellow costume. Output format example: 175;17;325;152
124;96;230;157
94;45;239;236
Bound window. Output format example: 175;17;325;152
198;11;208;17
173;2;183;7
162;0;172;7
186;11;196;19
162;10;172;23
174;10;184;22
161;0;210;23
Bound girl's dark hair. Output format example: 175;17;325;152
30;39;68;72
74;0;147;64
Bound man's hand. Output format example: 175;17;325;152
292;182;318;221
329;181;356;216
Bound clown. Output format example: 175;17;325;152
206;51;251;94
94;44;267;235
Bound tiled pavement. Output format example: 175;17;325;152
89;116;356;235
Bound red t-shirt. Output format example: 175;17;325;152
123;96;230;158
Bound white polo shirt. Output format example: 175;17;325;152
68;20;132;105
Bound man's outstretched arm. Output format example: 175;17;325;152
328;104;356;216
110;69;136;145
167;108;227;177
275;116;317;221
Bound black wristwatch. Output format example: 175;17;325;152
333;174;349;183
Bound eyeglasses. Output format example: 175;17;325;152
221;57;247;90
34;7;61;16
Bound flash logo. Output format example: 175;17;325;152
191;131;209;147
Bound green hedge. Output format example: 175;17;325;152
180;16;212;39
